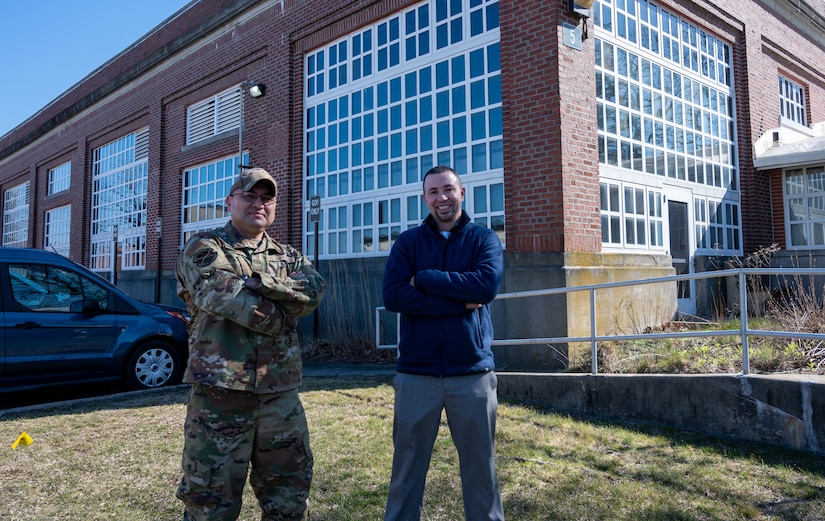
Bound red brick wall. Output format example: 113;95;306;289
500;0;601;253
769;169;786;248
2;0;825;272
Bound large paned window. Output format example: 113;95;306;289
304;0;503;259
90;129;149;274
186;87;242;145
180;152;248;245
47;162;71;195
785;166;825;249
600;181;663;248
779;75;807;127
694;197;740;251
2;181;30;247
594;0;740;255
45;205;71;257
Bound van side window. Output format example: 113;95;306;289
9;264;90;312
81;273;110;310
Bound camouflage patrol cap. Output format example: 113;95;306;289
231;168;278;195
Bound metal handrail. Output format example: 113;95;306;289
375;267;825;375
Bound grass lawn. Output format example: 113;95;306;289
1;376;823;520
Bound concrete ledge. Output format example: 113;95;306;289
497;373;825;454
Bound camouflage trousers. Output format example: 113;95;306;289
177;384;313;521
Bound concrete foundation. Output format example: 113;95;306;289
497;372;825;454
493;251;676;371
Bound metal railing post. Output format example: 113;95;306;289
739;269;750;375
591;287;598;374
375;307;382;353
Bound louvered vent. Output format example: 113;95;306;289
134;128;149;160
186;87;242;145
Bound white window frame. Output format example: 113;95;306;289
779;75;807;127
45;204;72;257
2;181;30;247
180;152;248;246
90;128;149;274
784;165;825;249
303;0;503;260
594;0;740;256
693;196;741;253
600;179;665;251
47;161;71;195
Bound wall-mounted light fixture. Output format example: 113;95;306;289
568;0;596;18
248;83;266;98
568;0;596;41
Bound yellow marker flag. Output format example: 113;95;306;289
11;431;33;449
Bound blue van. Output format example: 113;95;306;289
0;248;188;393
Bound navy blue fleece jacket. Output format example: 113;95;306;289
382;213;504;376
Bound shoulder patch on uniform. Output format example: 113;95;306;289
193;248;217;267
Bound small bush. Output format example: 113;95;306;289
302;337;396;364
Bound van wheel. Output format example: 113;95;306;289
126;341;182;390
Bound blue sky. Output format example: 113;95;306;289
0;1;191;137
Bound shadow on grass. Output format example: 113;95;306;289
505;401;825;479
5;375;823;482
0;374;394;421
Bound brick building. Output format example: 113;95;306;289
2;0;825;369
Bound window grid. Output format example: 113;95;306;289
378;197;403;253
180;152;249;246
470;0;499;37
90;129;148;272
186;87;242;145
694;197;740;251
779;75;807;126
2;181;30;247
47;162;71;195
353;202;376;254
596;38;735;187
377;16;401;72
648;189;664;247
328;40;349;91
304;0;502;259
595;0;740;256
405;4;431;62
600;181;663;249
785;166;825;249
435;0;464;49
352;29;374;83
597;0;731;87
472;182;505;245
45;204;72;257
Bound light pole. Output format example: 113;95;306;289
155;218;163;303
112;223;119;286
238;80;265;171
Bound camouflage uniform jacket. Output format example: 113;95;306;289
176;222;326;393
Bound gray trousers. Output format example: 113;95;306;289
384;371;505;521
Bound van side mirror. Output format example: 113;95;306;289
70;297;102;314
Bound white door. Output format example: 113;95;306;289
664;188;696;316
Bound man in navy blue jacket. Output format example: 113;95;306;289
382;165;505;521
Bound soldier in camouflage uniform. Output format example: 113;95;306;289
176;168;326;521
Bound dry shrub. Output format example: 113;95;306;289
303;257;396;364
302;337;396;364
764;265;825;373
